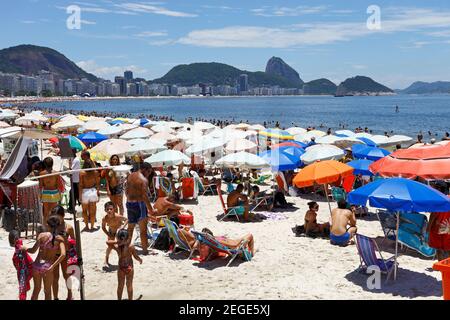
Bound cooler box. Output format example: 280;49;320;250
178;214;194;226
433;258;450;300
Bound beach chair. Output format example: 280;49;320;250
331;186;347;202
398;212;436;258
375;209;397;246
191;171;217;195
355;233;397;282
275;172;288;194
218;189;245;221
180;177;198;201
163;218;194;255
153;176;173;200
251;174;272;185
190;230;252;266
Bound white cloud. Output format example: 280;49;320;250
20;20;37;24
252;5;327;17
76;60;148;80
178;8;450;48
114;3;198;17
81;19;96;25
135;31;168;37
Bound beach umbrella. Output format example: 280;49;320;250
167;121;183;129
82;120;110;132
287;127;307;135
277;145;306;159
132;118;150;127
259;149;302;171
50;135;86;152
151;124;175;133
387;135;413;146
97;125;123;137
225;138;257;153
120;127;153;140
352;144;391;161
185;138;225;155
354;132;373;139
77;132;108;145
347;178;450;280
176;129;204;141
235;123;251;130
335;130;356;137
316;135;340;145
0;110;19;120
248;124;266;131
116;123;139;132
334;136;365;149
150;131;178;143
356;137;377;147
90;139;131;157
109;119;125;125
300;144;344;164
193;121;216;131
369;143;450;180
271;141;307;149
77;115;90;122
0;121;11;128
15;114;48;126
53;118;85;130
293;160;354;212
126;139;167;156
369;135;390;147
347;159;374;176
144;150;190;167
295;130;326;143
215;151;269;170
259;128;294;140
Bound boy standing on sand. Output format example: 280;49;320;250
107;229;142;300
102;202;128;269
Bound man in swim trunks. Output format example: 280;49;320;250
39;157;61;226
107;229;142;300
102;201;128;268
125;162;156;255
330;200;357;246
227;184;251;221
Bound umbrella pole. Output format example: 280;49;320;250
324;184;332;214
394;211;400;281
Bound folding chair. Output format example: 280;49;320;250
163;218;195;255
331;186;347;202
355;233;397;282
398;212;436;258
190;230;252;266
375;209;397;246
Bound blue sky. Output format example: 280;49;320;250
2;0;450;88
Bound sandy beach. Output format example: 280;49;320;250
0;188;443;300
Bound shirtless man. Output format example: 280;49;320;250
153;195;192;218
227;184;251;221
125;162;155;255
50;206;75;300
102;201;128;268
39;157;61;226
79;158;100;231
107;229;142;300
330;200;357;246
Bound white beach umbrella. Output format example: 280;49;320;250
235;123;251;130
354;132;373;139
0;110;19;120
248;124;266;131
53;118;85;130
82;120;110;132
167;121;183;129
90;139;131;156
120;127;154;140
150;131;178;143
295;130;326;143
0;121;11;128
387;135;413;145
316;135;340;144
117;123;139;132
185;138;225;155
370;135;390;146
215;151;269;169
194;121;216;131
225;138;257;153
151;124;175;133
15;114;48;126
335;130;356;137
126;139;167;155
301;144;344;164
144;150;190;166
334;136;365;149
287;127;307;135
97;125;123;137
176;129;204;141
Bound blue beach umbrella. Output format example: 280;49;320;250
77;131;108;145
136;118;149;126
352;144;390;161
109;120;125;125
347;177;450;280
347;159;374;176
259;149;302;171
356;137;377;147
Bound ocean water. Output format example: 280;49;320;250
34;95;450;138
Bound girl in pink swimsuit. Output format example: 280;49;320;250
27;216;67;300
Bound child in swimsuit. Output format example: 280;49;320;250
102;201;128;269
9;230;33;300
107;229;142;300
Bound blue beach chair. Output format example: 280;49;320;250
398;212;436;258
163;218;194;255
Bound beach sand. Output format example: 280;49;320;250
0;189;443;300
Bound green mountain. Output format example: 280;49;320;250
303;78;337;95
401;81;450;94
336;76;393;95
265;57;304;87
152;62;303;88
0;44;97;81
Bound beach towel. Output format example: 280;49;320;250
12;239;33;300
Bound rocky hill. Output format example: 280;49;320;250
335;76;393;96
265;57;304;88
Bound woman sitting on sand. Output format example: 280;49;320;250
304;202;330;237
105;155;125;216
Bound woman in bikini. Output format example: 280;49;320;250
39;157;61;227
107;229;142;300
79;159;100;231
105;155;125;216
26;215;66;300
50;206;75;300
304;202;330;236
